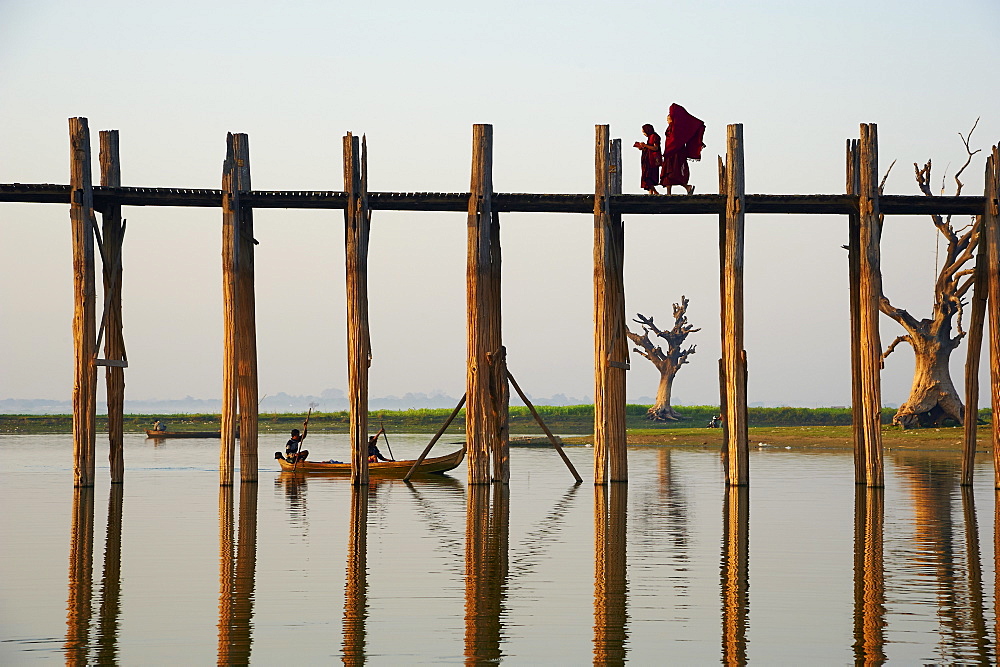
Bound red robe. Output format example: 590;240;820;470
639;132;661;190
660;104;705;187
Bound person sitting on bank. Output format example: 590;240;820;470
368;427;392;463
153;419;167;432
286;422;309;463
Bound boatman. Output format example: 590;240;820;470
368;427;392;462
286;422;309;463
153;419;167;432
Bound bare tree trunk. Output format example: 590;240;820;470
649;368;682;421
893;337;964;428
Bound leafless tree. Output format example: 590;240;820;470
627;296;699;421
880;119;981;427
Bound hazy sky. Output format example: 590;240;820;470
1;0;998;408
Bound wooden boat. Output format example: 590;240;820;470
145;430;224;438
276;447;465;475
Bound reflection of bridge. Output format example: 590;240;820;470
14;119;999;489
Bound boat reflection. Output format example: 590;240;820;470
720;486;748;667
852;486;885;666
217;482;257;665
465;484;510;664
342;486;369;665
276;472;310;537
594;483;628;665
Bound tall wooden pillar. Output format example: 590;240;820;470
69;117;97;488
983;147;1000;488
221;133;258;485
719;124;748;487
99;130;126;484
962;213;987;487
467;124;507;485
851;124;884;487
344;133;372;485
594;126;628;485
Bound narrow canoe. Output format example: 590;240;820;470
276;447;465;475
146;430;224;438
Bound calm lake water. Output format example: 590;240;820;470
0;434;996;665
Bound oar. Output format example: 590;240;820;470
380;418;395;461
292;407;313;470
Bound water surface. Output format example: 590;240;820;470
0;434;995;664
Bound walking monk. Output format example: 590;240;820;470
633;124;661;195
660;103;706;195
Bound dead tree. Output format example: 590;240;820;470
627;296;699;421
880;120;981;428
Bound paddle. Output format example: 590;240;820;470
380;418;395;461
292;407;313;469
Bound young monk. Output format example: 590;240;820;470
633;124;661;195
660;103;706;195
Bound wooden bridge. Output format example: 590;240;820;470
3;118;998;489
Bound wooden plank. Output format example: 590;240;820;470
69;117;97;488
344;132;371;485
720;124;749;487
99;129;125;484
507;370;583;483
962;214;987;487
593;128;628;484
857;124;884;488
1;182;986;215
403;393;467;481
984;147;1000;489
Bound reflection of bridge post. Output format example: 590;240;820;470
960;487;991;661
218;483;258;664
343;486;369;665
96;484;124;664
594;484;628;665
720;486;748;667
852;487;885;666
65;487;95;662
464;484;509;664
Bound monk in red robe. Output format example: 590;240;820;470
633;124;661;195
660;103;706;194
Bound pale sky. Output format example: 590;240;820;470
1;0;998;408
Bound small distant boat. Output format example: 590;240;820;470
145;430;228;439
275;447;465;476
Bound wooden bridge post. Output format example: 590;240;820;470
719;124;748;487
961;213;987;487
852;124;884;487
221;133;258;484
983;146;1000;489
594;126;628;485
99;130;125;484
344;132;371;485
467;124;506;485
69;117;97;488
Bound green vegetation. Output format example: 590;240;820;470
1;405;992;435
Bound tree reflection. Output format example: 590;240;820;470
594;483;628;665
465;484;509;664
720;485;748;667
893;453;991;659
